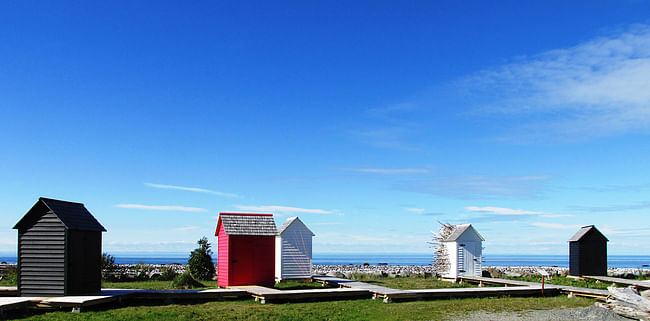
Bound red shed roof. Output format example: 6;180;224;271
215;212;277;236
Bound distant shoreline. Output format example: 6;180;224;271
1;253;649;269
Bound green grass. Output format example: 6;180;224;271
101;276;476;291
346;273;478;290
504;275;612;290
102;280;219;290
8;295;595;321
274;280;334;290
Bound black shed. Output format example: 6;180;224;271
568;225;608;277
13;198;106;297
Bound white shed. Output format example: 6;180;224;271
275;217;315;281
442;224;484;279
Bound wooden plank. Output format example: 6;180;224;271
312;275;408;295
582;275;650;289
0;297;41;312
458;275;540;287
460;275;609;299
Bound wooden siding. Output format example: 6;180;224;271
217;232;229;287
278;226;312;279
18;211;66;297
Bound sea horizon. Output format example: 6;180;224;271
1;252;649;269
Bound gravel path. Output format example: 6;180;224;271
447;305;630;321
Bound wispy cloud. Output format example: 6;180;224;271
396;175;551;199
405;207;425;214
116;204;208;212
568;202;650;213
461;24;650;141
233;205;332;215
465;206;541;215
350;126;421;151
342;167;430;175
145;183;239;198
175;226;200;231
531;222;580;230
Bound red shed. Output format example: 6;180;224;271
215;213;277;287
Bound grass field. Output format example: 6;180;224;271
346;273;478;290
8;295;595;321
503;275;650;290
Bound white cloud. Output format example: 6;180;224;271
233;205;332;214
145;183;239;198
466;206;541;215
397;175;551;199
531;222;580;230
342;167;430;175
116;204;208;212
405;207;425;214
463;24;650;140
175;226;200;231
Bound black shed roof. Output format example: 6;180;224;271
568;225;608;242
13;197;106;232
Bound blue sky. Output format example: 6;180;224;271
1;1;650;256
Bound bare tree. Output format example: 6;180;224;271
428;222;455;275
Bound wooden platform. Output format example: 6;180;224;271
582;275;650;290
0;297;42;315
314;275;557;303
459;275;609;300
313;275;409;295
457;276;550;287
386;285;560;303
38;288;250;313
231;285;371;304
0;286;18;297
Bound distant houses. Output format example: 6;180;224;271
569;225;608;276
441;224;484;279
276;217;315;281
13;198;106;297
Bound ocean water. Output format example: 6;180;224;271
1;253;649;268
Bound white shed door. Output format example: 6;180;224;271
460;242;480;276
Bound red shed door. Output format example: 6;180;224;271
229;236;274;286
229;236;255;285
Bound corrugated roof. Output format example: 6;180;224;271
443;224;485;241
277;217;315;236
14;197;106;231
568;225;608;242
216;213;277;236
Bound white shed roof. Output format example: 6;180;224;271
443;224;484;242
277;217;315;236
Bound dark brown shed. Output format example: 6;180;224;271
13;197;106;297
568;225;608;276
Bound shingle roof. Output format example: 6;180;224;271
277;217;315;236
443;224;485;241
216;213;277;236
568;225;608;242
14;197;106;232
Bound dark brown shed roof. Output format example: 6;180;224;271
13;197;106;232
